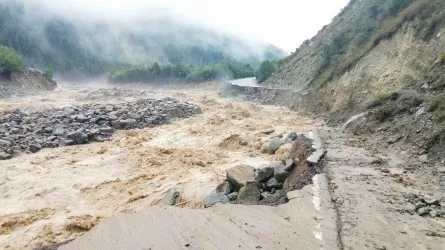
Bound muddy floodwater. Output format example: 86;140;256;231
0;83;324;249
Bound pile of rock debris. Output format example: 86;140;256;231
0;98;200;160
405;193;445;218
204;130;327;207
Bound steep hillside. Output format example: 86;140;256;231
261;0;445;159
0;1;286;79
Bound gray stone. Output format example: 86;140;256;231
226;165;256;190
285;132;298;142
415;107;426;119
227;192;238;201
238;181;261;203
67;131;88;144
43;127;53;133
28;144;42;153
307;149;327;165
99;127;115;134
414;202;426;210
159;187;182;206
0;152;12;160
255;166;274;182
271;162;290;182
425;198;440;206
266;177;282;190
53;126;65;136
419;154;428;163
261;191;283;200
128;113;141;120
63;108;75;116
267;137;284;154
10;127;20;134
430;210;439;217
417;207;431;216
284;159;294;171
111;119;137;129
261;192;274;199
76;114;89;122
387;136;402;145
0;139;12;147
203;192;229;208
216;181;233;195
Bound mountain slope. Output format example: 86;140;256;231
261;0;445;159
0;1;286;78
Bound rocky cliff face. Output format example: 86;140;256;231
0;68;57;98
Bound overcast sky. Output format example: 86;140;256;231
30;0;350;52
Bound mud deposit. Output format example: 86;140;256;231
0;84;324;249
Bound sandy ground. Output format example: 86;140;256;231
0;83;324;249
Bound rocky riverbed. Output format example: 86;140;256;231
0;98;200;159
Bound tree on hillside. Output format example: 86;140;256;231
256;60;276;83
0;45;23;77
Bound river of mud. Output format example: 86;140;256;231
0;83;325;249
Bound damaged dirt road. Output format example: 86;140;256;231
1;83;444;249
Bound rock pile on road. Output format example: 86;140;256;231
0;98;200;160
405;193;445;217
204;131;325;207
203;162;294;207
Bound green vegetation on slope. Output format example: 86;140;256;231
319;0;445;86
109;61;256;84
0;45;23;77
264;0;445;89
256;60;277;83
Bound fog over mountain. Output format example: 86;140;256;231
0;0;286;78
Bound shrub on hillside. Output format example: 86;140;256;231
0;45;23;75
43;68;54;80
256;60;277;83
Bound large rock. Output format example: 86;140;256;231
67;131;89;144
0;152;12;160
111;119;138;129
216;181;233;195
266;178;282;190
237;181;261;203
267;138;284;154
28;144;42;153
158;187;182;206
226;165;256;190
53;126;65;136
0;139;12;147
255;165;274;182
203;192;229;208
271;162;290;182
